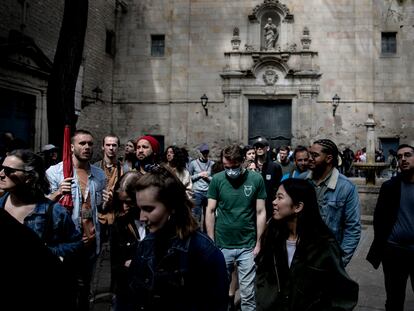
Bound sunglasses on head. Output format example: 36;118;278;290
0;165;28;176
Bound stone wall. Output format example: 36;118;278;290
0;0;116;154
112;0;414;154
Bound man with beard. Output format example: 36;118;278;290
122;139;137;172
367;144;414;311
253;137;282;220
206;144;266;311
302;138;361;266
47;129;106;311
135;135;160;175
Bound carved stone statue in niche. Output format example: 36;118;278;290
264;17;278;50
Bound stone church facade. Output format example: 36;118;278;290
1;0;413;157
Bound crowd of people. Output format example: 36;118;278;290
0;130;413;311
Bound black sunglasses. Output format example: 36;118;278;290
0;165;28;176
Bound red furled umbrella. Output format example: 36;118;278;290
58;125;73;211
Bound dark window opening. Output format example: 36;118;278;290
106;30;115;56
151;35;165;57
381;32;397;54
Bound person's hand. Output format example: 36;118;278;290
124;259;132;268
82;225;96;246
199;171;209;179
253;243;261;257
59;177;73;196
102;189;113;211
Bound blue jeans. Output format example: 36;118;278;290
192;191;208;224
221;248;256;311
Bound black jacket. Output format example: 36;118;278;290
128;227;228;311
366;175;402;269
261;161;282;218
256;230;358;311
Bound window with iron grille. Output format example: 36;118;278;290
151;35;165;57
381;32;397;54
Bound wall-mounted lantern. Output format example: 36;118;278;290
200;93;208;116
332;94;340;117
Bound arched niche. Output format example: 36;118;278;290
247;0;294;51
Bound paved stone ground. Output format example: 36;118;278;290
89;224;414;311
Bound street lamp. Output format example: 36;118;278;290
332;94;340;117
200;93;208;116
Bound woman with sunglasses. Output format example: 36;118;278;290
128;164;228;311
255;178;358;311
0;149;82;307
0;149;82;253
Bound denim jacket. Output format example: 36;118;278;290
0;193;82;258
128;228;229;311
46;161;106;254
303;168;361;265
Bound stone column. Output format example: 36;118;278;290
365;114;376;164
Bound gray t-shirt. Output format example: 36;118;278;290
388;181;414;250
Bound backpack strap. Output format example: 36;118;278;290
42;201;55;244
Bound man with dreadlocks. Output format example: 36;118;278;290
302;139;361;266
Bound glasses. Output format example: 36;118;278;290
396;152;413;161
0;165;29;176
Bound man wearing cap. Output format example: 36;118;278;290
188;143;214;226
42;144;59;169
135;135;160;175
303;138;361;266
253;137;282;219
367;144;414;311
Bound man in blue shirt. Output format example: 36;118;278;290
303;139;361;266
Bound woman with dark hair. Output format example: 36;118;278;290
110;171;146;311
128;164;228;311
255;178;358;311
163;145;193;198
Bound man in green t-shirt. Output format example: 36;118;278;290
206;144;267;311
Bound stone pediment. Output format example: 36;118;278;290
0;30;52;78
249;0;293;22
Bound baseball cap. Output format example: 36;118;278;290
252;137;269;147
199;143;210;153
42;144;58;152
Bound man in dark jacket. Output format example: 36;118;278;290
367;143;414;311
253;137;282;219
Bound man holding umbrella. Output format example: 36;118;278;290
47;129;106;311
